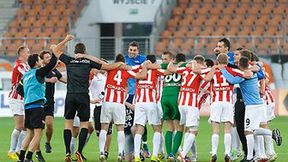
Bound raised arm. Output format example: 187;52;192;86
167;62;177;73
36;54;58;82
75;54;108;65
51;34;74;58
135;63;148;79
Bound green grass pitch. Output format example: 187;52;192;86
0;116;286;161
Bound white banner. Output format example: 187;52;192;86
0;90;67;117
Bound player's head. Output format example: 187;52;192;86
17;46;30;61
175;53;186;63
239;56;249;70
115;53;125;63
205;58;214;67
234;47;243;64
128;41;139;58
214;38;230;56
146;54;156;63
240;49;252;61
193;55;205;65
161;51;174;63
217;53;229;65
251;52;259;63
39;50;51;65
74;43;86;54
28;54;43;68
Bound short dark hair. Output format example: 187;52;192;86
74;43;86;54
146;54;156;63
239;56;249;69
251;52;259;62
17;46;27;56
175;53;186;62
236;47;243;51
115;53;125;63
205;59;214;67
193;55;205;64
240;49;252;61
219;38;231;51
28;54;39;68
128;41;139;48
39;50;51;59
162;51;174;59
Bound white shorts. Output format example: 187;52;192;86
209;101;234;124
73;116;80;127
245;104;265;131
134;102;161;126
157;101;163;119
266;103;275;121
101;102;125;125
9;98;24;116
179;106;199;129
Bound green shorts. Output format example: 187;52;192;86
161;95;180;120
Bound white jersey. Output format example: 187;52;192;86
89;73;107;107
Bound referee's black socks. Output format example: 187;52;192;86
26;151;33;160
19;150;26;161
63;129;72;154
78;128;88;154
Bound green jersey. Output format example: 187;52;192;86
161;63;186;96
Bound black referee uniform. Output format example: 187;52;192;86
59;53;102;156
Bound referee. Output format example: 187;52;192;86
52;35;123;162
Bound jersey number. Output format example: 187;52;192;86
182;71;197;86
213;74;229;87
114;71;123;85
138;70;152;84
164;73;181;83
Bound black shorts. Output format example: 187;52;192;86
94;105;112;136
44;102;54;117
64;93;90;122
25;108;45;129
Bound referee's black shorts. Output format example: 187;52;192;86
25;107;45;129
64;93;90;122
94;105;112;136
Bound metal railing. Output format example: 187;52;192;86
0;35;287;58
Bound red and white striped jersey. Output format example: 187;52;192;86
104;69;136;104
176;67;204;108
8;59;29;100
135;69;165;103
156;76;164;102
210;68;235;103
198;80;211;109
265;86;275;105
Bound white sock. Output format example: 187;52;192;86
231;127;241;151
224;133;231;156
70;137;77;154
254;136;260;157
152;132;161;157
117;131;125;155
16;130;26;152
191;139;197;158
159;133;164;154
264;135;275;155
134;134;142;157
9;129;20;152
99;130;107;153
258;136;265;157
211;134;219;155
182;133;195;156
246;134;254;160
254;128;272;136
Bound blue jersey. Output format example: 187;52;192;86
124;54;146;95
221;68;263;106
227;52;235;65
